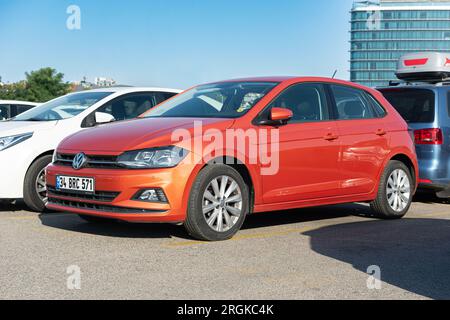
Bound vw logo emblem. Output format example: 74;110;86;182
72;153;87;170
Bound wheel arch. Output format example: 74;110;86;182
389;153;417;187
25;150;54;175
184;156;257;214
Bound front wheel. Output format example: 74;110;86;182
184;165;249;241
23;155;52;212
370;160;413;219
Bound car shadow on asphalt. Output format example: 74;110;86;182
38;203;365;240
38;213;189;239
0;200;29;212
302;218;450;300
413;190;450;205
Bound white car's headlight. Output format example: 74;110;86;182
0;132;33;151
117;146;189;169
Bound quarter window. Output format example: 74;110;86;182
364;93;387;118
266;83;330;123
331;85;376;120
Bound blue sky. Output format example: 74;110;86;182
0;0;355;89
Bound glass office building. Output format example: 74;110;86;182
350;0;450;87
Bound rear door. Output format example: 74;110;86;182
329;84;390;195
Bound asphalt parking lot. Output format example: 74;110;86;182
0;192;449;300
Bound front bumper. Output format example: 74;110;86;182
45;162;197;223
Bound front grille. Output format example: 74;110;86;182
48;197;165;214
54;153;119;169
47;186;120;202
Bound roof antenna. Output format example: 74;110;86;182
332;70;338;79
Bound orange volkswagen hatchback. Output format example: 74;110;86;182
46;77;418;241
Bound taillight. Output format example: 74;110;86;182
414;128;443;145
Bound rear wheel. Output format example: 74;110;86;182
184;165;249;241
23;155;52;212
371;160;413;219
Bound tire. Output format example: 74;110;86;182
23;155;52;212
370;160;413;219
184;165;249;241
78;214;113;223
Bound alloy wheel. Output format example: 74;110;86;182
35;168;48;203
202;175;243;233
386;168;411;212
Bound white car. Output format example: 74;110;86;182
0;87;181;211
0;100;40;121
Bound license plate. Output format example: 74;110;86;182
56;175;95;193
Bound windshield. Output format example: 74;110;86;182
143;82;278;119
13;91;113;121
379;88;435;123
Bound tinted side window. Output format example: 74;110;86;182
331;85;376;120
159;92;177;104
96;93;159;121
0;105;10;120
15;105;34;116
266;83;330;123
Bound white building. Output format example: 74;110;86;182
94;77;116;87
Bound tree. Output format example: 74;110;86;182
0;68;71;102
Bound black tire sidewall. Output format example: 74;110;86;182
186;165;249;241
378;161;413;218
23;155;52;212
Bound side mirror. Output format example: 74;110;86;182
271;107;293;122
259;107;293;126
95;112;115;125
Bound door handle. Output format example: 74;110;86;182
375;129;387;136
324;133;339;141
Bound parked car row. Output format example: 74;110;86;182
0;52;448;241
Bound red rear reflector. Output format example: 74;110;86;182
404;58;428;67
414;128;443;145
419;179;433;184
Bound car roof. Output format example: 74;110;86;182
208;76;371;89
83;87;182;94
0;100;40;105
377;83;450;91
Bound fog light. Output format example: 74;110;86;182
133;188;168;203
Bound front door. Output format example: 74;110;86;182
259;83;342;203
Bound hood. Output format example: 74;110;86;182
58;117;235;153
0;120;58;137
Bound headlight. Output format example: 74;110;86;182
0;132;33;151
117;146;189;169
